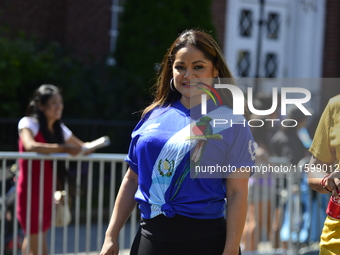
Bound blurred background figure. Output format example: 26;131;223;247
241;114;272;251
271;105;327;249
271;106;311;166
17;84;86;255
241;93;279;251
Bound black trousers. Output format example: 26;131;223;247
130;226;241;255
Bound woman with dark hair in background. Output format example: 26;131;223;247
17;84;86;255
270;106;313;248
101;29;255;255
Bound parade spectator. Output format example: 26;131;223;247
242;114;273;251
308;95;340;255
271;106;312;247
17;84;86;255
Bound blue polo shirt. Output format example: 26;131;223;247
125;99;255;219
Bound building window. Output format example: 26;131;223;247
239;10;253;37
265;53;278;78
267;12;280;40
237;51;251;77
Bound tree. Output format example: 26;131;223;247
0;30;117;120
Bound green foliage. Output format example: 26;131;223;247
0;30;120;120
114;0;216;113
0;32;75;117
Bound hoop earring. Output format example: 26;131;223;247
170;78;176;91
215;76;221;84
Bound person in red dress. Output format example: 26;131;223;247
17;84;85;255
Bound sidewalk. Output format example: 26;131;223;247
61;249;130;255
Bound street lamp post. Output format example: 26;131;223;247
254;0;266;95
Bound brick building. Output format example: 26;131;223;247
0;0;113;62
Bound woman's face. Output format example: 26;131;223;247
40;93;64;122
172;45;218;107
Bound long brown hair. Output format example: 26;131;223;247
26;84;72;191
142;29;242;117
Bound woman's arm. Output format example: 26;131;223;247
101;168;138;255
20;128;82;155
65;135;88;155
223;171;250;255
65;134;85;147
307;155;340;197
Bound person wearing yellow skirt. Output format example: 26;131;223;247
307;95;340;255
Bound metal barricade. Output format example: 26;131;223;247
0;152;137;255
0;153;329;255
242;156;328;255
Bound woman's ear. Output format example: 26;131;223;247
214;67;219;78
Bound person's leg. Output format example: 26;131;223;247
271;207;282;248
130;228;163;255
182;232;226;255
22;232;48;255
131;229;227;255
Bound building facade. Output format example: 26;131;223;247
1;0;339;110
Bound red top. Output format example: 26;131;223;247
17;131;54;234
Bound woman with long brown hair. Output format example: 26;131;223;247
101;29;254;255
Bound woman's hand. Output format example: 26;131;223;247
100;236;119;255
64;135;87;156
320;170;340;197
62;144;83;156
307;155;338;194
